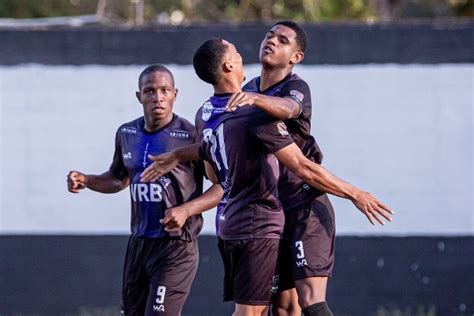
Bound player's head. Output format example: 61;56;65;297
193;38;244;86
136;64;177;128
259;20;307;69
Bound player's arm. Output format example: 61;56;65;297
161;161;223;232
140;143;201;183
67;170;129;194
225;91;301;120
273;143;394;225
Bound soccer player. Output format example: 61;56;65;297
225;21;339;316
66;64;223;316
142;39;393;316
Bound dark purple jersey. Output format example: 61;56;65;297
110;114;204;240
195;94;294;240
243;73;324;211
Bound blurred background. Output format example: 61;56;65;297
0;1;473;315
0;0;472;24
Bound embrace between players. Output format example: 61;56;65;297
67;21;394;316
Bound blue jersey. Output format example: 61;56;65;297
195;94;293;240
110;114;204;240
244;73;324;211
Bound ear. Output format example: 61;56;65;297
289;51;304;65
222;61;233;73
172;88;178;101
135;91;142;103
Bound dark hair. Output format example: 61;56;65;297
138;64;174;89
193;38;229;85
272;20;308;53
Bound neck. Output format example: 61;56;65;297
259;66;292;91
144;113;173;132
213;78;241;94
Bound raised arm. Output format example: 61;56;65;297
225;92;301;120
160;161;223;232
273;143;394;225
140;143;201;183
67;170;129;194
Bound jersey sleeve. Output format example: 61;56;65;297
280;79;312;119
109;129;128;180
251;113;294;154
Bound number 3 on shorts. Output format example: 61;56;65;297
295;240;305;259
155;286;166;304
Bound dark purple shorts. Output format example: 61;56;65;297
278;194;336;291
218;237;280;305
122;235;198;316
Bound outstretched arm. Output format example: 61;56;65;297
67;170;129;194
273;143;394;225
225;92;301;120
160;161;223;232
140;143;201;183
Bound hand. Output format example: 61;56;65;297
67;170;88;193
160;206;190;232
140;152;178;183
351;190;395;225
225;92;257;112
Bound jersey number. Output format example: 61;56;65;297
203;124;229;171
295;240;305;259
155;286;166;304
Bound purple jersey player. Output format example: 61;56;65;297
223;21;393;316
67;65;223;316
141;39;393;316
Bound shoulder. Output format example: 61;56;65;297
116;117;142;136
195;99;213;125
242;76;260;92
172;114;196;132
168;114;198;141
286;73;310;90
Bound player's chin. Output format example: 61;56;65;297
260;54;276;66
152;113;168;121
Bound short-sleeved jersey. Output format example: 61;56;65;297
110;114;204;240
195;94;294;240
243;73;324;211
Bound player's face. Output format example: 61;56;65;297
137;71;177;124
223;40;245;84
259;24;301;68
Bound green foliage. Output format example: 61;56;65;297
0;0;97;18
0;0;468;22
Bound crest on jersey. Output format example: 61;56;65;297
201;101;213;121
290;90;304;103
277;122;289;136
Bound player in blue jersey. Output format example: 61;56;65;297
67;64;223;316
141;39;393;316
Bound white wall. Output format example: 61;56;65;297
0;64;472;235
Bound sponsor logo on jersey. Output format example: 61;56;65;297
123;152;132;160
277;122;289;136
202;101;213;121
121;127;137;134
169;130;190;139
290;90;304;103
130;183;164;202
